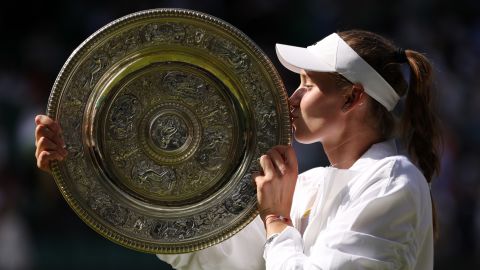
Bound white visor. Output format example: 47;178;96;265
276;33;400;111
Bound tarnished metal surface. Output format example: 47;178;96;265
47;8;290;254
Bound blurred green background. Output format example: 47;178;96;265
1;0;479;269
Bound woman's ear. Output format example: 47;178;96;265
341;84;365;112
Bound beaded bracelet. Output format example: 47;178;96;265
265;214;291;225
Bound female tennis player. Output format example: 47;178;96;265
35;29;440;270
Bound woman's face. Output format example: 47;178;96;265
289;71;346;144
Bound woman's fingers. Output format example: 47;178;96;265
37;151;64;172
259;155;275;179
35;116;65;147
271;145;298;171
284;146;298;171
256;145;299;179
35;124;60;146
35;137;60;158
35;115;61;133
266;148;287;175
35;124;51;145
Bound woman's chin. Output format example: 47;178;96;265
293;132;318;144
292;122;319;144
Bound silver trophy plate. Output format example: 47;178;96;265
47;8;290;254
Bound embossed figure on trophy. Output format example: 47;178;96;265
151;115;188;151
224;180;254;214
111;147;138;168
209;39;250;72
197;129;229;170
199;104;230;126
150;217;198;240
133;218;146;232
176;164;203;188
150;221;177;240
256;107;277;151
159;123;179;149
89;195;128;227
105;32;140;62
204;131;227;151
142;23;186;43
132;161;177;194
259;109;276;130
196;95;231;128
173;219;198;239
124;34;140;51
206;205;230;227
162;71;208;100
194;29;205;44
64;93;84;109
109;94;140;139
228;52;249;72
62;116;83;159
87;55;108;88
193;210;221;230
101;204;128;226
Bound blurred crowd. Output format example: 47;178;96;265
0;0;479;269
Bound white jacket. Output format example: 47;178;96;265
158;140;433;269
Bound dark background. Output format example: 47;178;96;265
1;0;479;269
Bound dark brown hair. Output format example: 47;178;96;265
337;30;441;235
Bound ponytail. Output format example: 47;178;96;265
402;51;441;238
402;50;441;183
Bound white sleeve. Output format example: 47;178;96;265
263;160;432;270
157;216;266;270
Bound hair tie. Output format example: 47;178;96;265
394;48;408;63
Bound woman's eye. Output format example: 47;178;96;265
304;84;314;89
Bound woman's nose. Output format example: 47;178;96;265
289;87;306;106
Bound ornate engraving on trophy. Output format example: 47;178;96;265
99;63;237;204
131;160;177;195
224;174;256;214
150;113;189;151
109;94;141;140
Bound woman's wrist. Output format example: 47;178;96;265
264;214;292;238
265;214;291;225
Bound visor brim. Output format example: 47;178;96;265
275;44;335;74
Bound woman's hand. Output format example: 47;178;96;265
35;115;68;173
254;145;298;235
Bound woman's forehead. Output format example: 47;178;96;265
303;71;334;82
